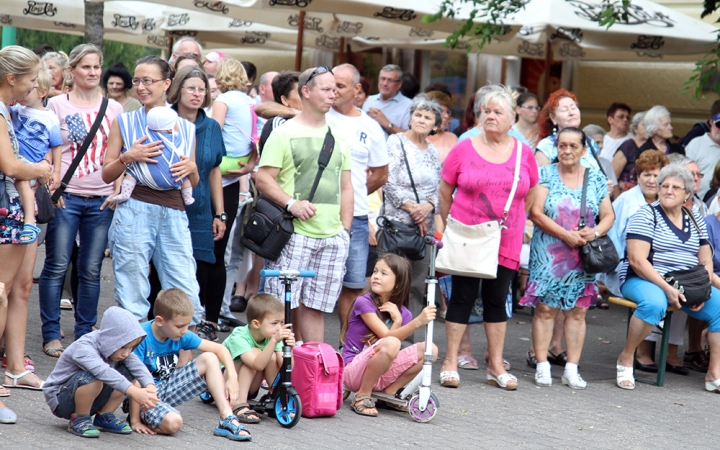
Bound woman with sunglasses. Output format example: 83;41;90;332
103;56;203;328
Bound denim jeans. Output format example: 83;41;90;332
108;198;203;325
39;193;113;343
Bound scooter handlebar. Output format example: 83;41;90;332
423;236;443;249
260;269;316;278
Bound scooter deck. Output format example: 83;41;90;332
370;391;408;406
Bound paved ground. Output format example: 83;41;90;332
1;246;718;449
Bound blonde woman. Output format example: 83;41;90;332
40;51;68;99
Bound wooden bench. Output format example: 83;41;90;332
608;297;680;387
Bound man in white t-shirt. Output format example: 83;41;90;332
686;112;720;199
326;63;390;341
600;102;632;160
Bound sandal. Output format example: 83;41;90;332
487;372;518;390
213;414;252;441
526;350;538;369
705;378;720;393
548;350;568;366
232;403;261;424
43;345;65;358
439;370;460;388
616;364;635;390
458;354;479;370
18;223;41;244
351;395;378;417
3;370;44;390
0;387;9;397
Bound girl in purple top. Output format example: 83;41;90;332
342;254;437;417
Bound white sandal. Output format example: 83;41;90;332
439;371;460;388
616;364;635;390
487;373;518;390
3;370;44;390
705;379;720;393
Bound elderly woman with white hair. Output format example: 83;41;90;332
458;85;527;143
382;94;443;339
616;164;720;391
613;111;648;192
438;86;538;390
637;105;684;156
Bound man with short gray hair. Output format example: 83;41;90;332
170;37;202;64
362;64;412;138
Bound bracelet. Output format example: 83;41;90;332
427;199;436;209
118;155;130;167
285;198;296;212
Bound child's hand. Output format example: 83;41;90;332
272;323;294;344
130;387;160;411
51;172;61;191
284;330;296;348
417;304;437;326
225;378;240;407
132;420;157;435
379;302;402;323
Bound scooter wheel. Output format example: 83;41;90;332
274;393;302;428
199;390;214;404
408;393;438;423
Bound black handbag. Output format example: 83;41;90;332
578;169;619;274
241;129;335;261
661;207;713;306
35;184;55;224
375;140;426;261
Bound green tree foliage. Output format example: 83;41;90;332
14;29;160;70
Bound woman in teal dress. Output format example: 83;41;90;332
520;127;615;390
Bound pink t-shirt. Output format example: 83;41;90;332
48;95;123;196
442;138;539;270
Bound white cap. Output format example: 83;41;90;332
147;106;178;131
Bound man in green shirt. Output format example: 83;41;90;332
256;66;353;344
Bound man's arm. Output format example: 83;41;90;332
340;169;353;230
366;165;388;194
254;102;298;119
256;166;316;220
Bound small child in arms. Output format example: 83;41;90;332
114;106;194;205
221;294;294;423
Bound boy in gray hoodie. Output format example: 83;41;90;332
43;306;159;438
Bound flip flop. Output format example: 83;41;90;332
3;370;44;390
0;387;10;397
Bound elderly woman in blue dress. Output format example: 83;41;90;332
520;127;615;389
616;164;720;391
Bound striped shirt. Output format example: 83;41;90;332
619;201;710;286
117;108;195;191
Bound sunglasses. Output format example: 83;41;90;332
304;66;333;87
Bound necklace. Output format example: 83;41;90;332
483;133;512;153
559;165;581;189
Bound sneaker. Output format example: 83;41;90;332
214;414;252;441
93;412;132;434
67;414;100;438
196;321;219;342
561;373;587;390
534;370;552;387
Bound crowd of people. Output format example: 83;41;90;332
0;35;719;439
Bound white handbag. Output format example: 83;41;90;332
436;140;523;279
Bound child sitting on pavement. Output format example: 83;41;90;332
113;106;195;205
129;288;251;441
42;306;159;438
222;293;295;423
342;253;438;417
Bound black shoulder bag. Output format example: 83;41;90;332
376;139;426;261
51;96;109;204
579;169;619;273
241;128;335;261
660;206;713;306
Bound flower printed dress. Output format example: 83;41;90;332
520;164;608;310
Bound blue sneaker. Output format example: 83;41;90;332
68;414;100;438
213;415;252;441
93;412;132;434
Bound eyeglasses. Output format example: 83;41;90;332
520;105;541;112
304;66;333;87
379;76;401;84
659;184;686;192
183;86;206;95
692;171;705;179
131;77;164;86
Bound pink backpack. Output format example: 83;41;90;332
292;342;344;418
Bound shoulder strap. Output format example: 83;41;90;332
502;139;523;223
683;206;715;258
307;128;335;203
52;97;108;203
579;167;590;228
399;138;420;203
587;138;607;177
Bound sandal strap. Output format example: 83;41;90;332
4;370;31;382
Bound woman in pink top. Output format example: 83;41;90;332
438;87;538;390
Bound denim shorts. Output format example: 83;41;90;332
343;216;369;289
53;364;132;420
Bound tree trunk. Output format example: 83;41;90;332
84;1;104;49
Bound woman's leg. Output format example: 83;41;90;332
532;304;558;364
549;313;565;356
5;242;42;387
74;196;113;339
39;194;82;346
481;266;515;378
563;307;588;365
441;276;481;379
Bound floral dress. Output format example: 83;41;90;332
520;164;607;310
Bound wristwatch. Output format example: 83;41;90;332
214;212;227;223
386;122;394;130
344;227;353;236
594;230;600;240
